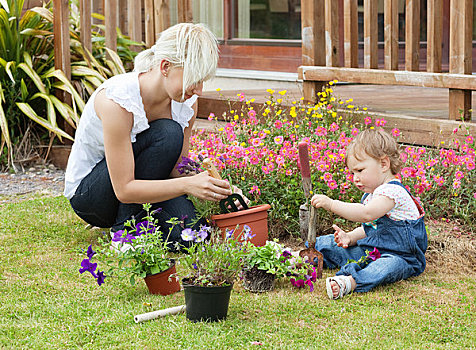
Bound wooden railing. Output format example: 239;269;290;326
299;0;474;121
52;0;191;85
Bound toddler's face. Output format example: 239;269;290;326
346;152;388;193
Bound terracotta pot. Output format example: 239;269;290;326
211;204;271;247
143;261;181;296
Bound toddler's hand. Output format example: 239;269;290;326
310;194;332;211
333;224;351;248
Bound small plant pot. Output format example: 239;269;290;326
242;266;276;293
211;204;271;247
143;261;181;296
182;280;233;322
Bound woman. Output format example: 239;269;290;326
64;23;233;245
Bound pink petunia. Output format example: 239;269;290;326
364;117;372;125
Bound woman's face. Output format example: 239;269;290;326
165;66;203;102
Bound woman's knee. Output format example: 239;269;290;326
149;119;183;151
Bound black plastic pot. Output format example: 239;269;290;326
182;280;233;322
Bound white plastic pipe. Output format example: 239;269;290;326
133;305;186;323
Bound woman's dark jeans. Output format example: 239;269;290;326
70;119;202;248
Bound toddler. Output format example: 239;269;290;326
311;128;427;299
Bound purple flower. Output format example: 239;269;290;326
181;228;195;241
305;279;314;292
79;258;97;277
135;221;155;236
111;230;125;242
151;207;162;215
195;229;208;243
242;225;255;241
368;248;381;261
192;263;198;270
96;271;106;286
225;229;234;240
290;278;305;288
86;245;96;259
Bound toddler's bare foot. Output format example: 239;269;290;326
325;275;356;299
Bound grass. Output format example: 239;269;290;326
0;196;475;349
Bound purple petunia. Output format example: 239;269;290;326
195;229;208;243
181;228;195;242
96;271;106;286
86;245;96;259
135;221;155;236
225;228;234;240
79;258;97;277
242;225;255;241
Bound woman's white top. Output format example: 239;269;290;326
64;71;198;199
362;180;421;221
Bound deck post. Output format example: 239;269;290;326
449;0;472;121
301;0;326;103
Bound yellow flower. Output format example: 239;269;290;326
241;177;245;181
216;88;221;92
276;109;282;116
329;81;334;85
234;115;239;120
278;90;287;95
267;89;275;94
266;100;272;105
331;112;337;118
300;97;304;100
347;105;354;109
218;127;224;131
330;97;336;102
277;98;283;104
363;107;368;111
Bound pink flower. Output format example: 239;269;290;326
391;128;400;137
249;185;261;195
466;161;475;170
238;93;245;102
327;180;338;190
208;113;215;121
329;122;339;132
314;126;328;136
364;117;372;125
248;109;256;118
473;192;476;199
452;180;461;189
455;170;464;179
375;118;387;127
368;248;381;261
274;136;284;144
465;135;474;144
274;120;283;129
351;128;359;136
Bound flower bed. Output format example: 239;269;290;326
190;84;475;235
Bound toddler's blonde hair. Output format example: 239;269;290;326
134;23;218;98
345;128;402;175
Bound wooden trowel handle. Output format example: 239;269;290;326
202;158;222;179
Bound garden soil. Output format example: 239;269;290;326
1;163;474;272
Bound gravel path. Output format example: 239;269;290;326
0;164;65;203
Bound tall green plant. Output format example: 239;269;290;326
0;0;80;168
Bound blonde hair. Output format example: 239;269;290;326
134;23;219;97
345;128;402;175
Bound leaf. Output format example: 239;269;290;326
18;62;47;93
130;275;135;285
16;102;73;141
29;6;53;22
31;93;57;129
46;69;85;112
50;94;78;128
104;48;126;74
20;79;28;100
0;0;9;12
0;92;12;152
5;61;15;84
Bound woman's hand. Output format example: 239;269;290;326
332;224;352;248
230;185;251;210
186;171;232;201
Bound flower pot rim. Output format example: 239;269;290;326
181;278;234;289
210;203;271;220
144;259;176;278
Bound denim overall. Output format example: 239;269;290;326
315;180;428;292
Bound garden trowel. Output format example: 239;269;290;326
202;158;249;213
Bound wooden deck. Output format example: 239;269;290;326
197;84;476;147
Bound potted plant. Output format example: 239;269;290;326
78;204;181;296
176;224;254;322
177;156;271;246
241;240;293;292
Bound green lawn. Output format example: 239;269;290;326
0;196;474;349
